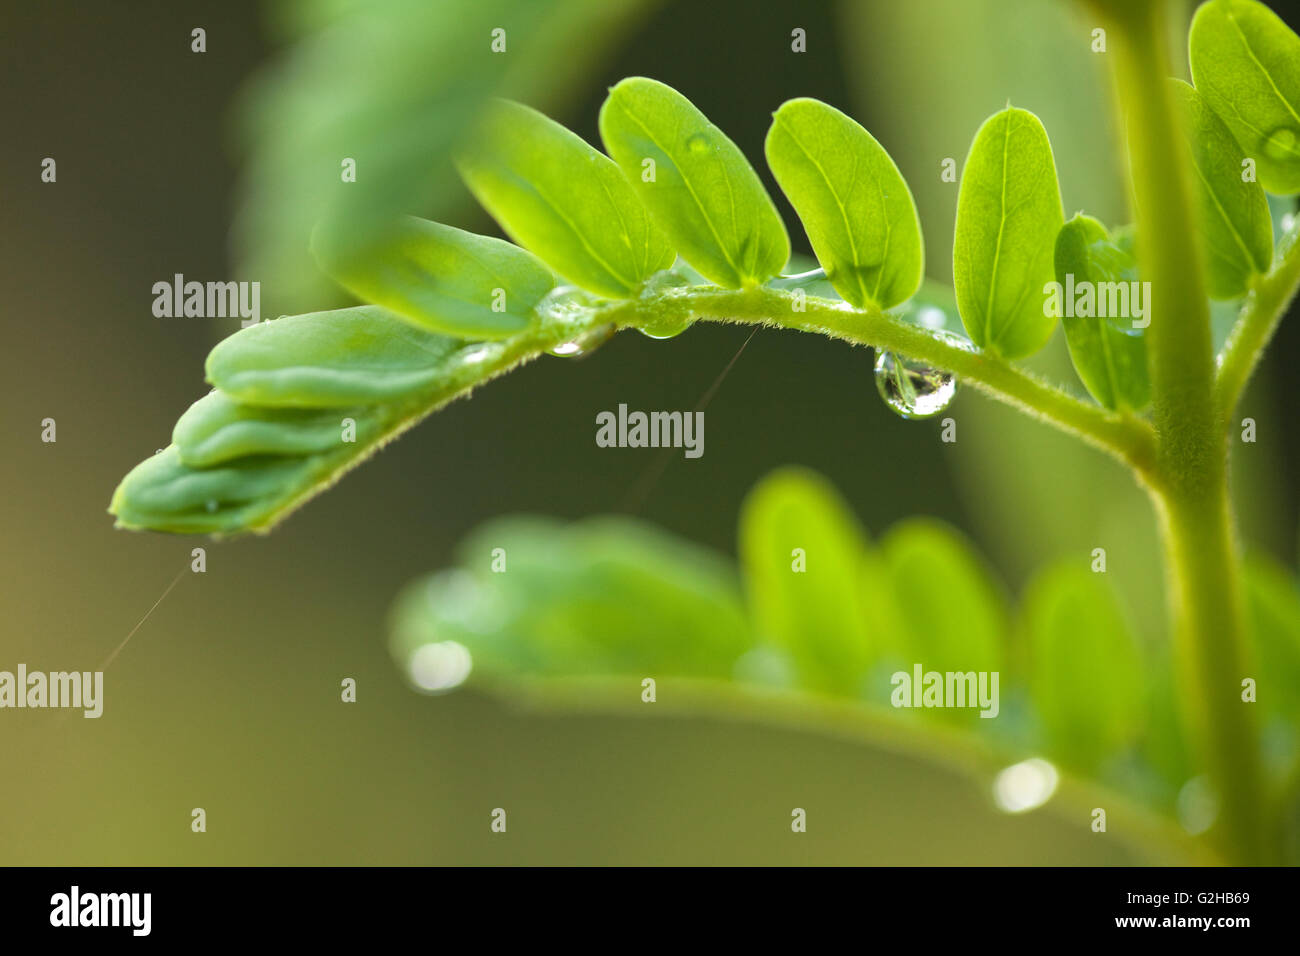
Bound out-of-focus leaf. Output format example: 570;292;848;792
1190;0;1300;195
879;518;1007;679
456;99;674;298
389;515;753;684
599;77;789;288
1052;214;1150;411
234;0;653;310
737;467;874;696
1242;552;1300;769
313;217;555;338
765;98;923;309
1021;562;1144;774
953;107;1064;358
1171;80;1273;299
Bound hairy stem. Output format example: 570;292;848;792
597;285;1157;473
1102;0;1266;863
1216;223;1300;417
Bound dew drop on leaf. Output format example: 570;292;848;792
637;316;695;340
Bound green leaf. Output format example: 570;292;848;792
173;391;382;467
737;467;874;695
1021;563;1144;774
599;76;790;288
1190;0;1300;195
455;98;675;298
953;106;1064;359
233;0;652;309
1052;214;1151;411
879;518;1007;678
389;515;753;685
113;306;552;535
1171;80;1274;298
764;98;923;310
110;446;322;535
205;305;468;407
313;217;555;338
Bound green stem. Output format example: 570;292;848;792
1216;224;1300;417
597;285;1157;473
1101;0;1266;863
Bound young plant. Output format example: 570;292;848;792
111;0;1300;863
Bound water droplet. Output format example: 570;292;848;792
1282;212;1296;234
637;316;695;340
407;640;473;694
548;323;614;357
686;132;712;155
917;306;947;331
873;334;969;419
992;758;1059;814
1262;126;1299;163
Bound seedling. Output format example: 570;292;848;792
111;0;1300;863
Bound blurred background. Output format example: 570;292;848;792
2;0;1296;864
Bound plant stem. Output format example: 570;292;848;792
600;285;1158;473
1101;0;1267;863
1216;224;1300;417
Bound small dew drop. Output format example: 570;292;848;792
1282;212;1296;234
407;640;473;695
548;324;614;358
917;306;947;331
992;758;1059;814
1261;126;1299;163
874;337;965;420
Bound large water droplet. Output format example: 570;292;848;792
637;316;695;340
1262;126;1299;163
548;324;614;358
873;336;967;419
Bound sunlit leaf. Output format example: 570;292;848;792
456;99;675;298
600;76;790;288
765;98;923;309
1052;214;1150;411
953;106;1064;358
1190;0;1300;195
1171;79;1273;298
313;217;555;338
